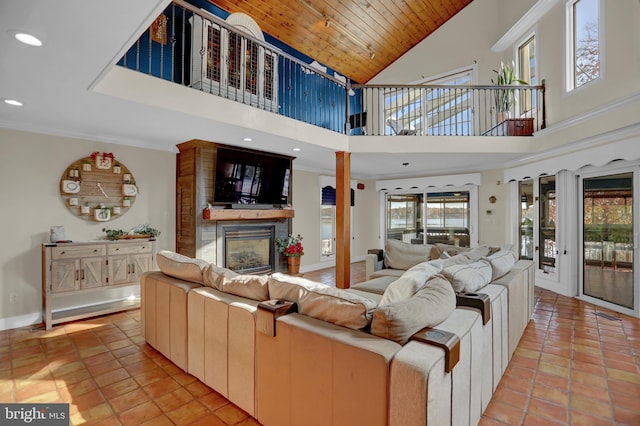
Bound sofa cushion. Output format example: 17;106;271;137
218;274;270;301
268;273;377;330
432;243;471;259
370;268;405;279
378;260;444;306
371;274;456;344
442;253;474;268
384;239;434;270
202;263;238;289
442;260;493;293
351;276;397;295
156;250;209;284
482;249;517;280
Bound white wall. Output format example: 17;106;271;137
0;128;175;330
291;169;379;271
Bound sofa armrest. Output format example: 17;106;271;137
365;250;385;280
456;292;491;325
256;300;297;337
410;327;460;373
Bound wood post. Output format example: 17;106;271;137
336;152;351;288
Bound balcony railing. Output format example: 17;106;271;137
119;1;546;137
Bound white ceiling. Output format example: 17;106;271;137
0;0;527;181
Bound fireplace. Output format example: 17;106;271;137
222;225;275;274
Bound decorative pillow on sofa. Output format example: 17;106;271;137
383;239;434;271
202;263;238;289
156;250;209;284
371;274;456;345
219;274;269;301
482;249;517;280
442;260;493;293
378;260;444;306
268;273;377;330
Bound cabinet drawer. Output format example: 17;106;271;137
52;244;105;259
107;242;153;255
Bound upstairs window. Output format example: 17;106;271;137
567;0;600;90
383;68;475;136
518;35;537;114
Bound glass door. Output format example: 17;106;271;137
579;168;638;316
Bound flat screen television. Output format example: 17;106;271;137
214;147;291;206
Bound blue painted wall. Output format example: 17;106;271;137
118;0;363;133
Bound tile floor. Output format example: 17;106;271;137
0;262;638;425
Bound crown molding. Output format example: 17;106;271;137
492;0;561;52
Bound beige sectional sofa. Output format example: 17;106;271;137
141;245;534;425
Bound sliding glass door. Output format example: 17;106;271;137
579;167;638;316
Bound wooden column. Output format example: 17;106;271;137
335;151;351;289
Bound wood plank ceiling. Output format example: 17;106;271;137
208;0;473;83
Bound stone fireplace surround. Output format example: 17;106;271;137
199;218;290;274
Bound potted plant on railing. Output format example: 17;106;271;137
276;234;304;275
492;61;527;124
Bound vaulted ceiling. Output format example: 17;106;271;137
209;0;474;83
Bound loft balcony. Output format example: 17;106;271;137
119;0;545;139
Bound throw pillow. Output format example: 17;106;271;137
156;250;209;284
268;273;377;330
383;239;434;270
378;261;443;306
218;274;269;301
442;260;493;293
371;274;456;345
202;263;238;289
482;249;517;280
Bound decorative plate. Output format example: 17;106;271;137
62;180;81;194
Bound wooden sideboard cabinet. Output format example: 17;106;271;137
41;239;156;330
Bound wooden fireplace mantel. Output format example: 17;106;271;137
205;209;295;221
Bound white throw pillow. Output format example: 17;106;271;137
268;273;377;330
383;239;434;270
202;263;238;289
482;249;517;280
442;260;493;293
378;261;443;306
371;274;456;344
219;274;269;301
156;250;208;284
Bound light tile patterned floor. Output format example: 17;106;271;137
1;262;639;425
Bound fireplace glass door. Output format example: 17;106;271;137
224;226;275;274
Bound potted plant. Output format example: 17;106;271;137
492;61;527;123
276;234;304;274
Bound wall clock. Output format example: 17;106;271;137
59;154;137;222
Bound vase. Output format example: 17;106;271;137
287;256;301;275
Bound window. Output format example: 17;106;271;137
383;68;475;136
320;184;354;257
519;180;534;260
386;194;422;242
538;176;557;272
567;0;600;90
321;205;335;256
385;191;471;247
518;35;536;114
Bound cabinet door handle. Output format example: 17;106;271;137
126;264;130;274
131;264;135;274
81;269;85;280
75;270;79;280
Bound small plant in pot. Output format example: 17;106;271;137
492;61;528;123
276;234;304;274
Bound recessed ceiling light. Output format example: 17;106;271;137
11;31;42;47
292;148;301;152
3;99;23;107
242;137;253;142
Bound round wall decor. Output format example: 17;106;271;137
59;152;137;222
